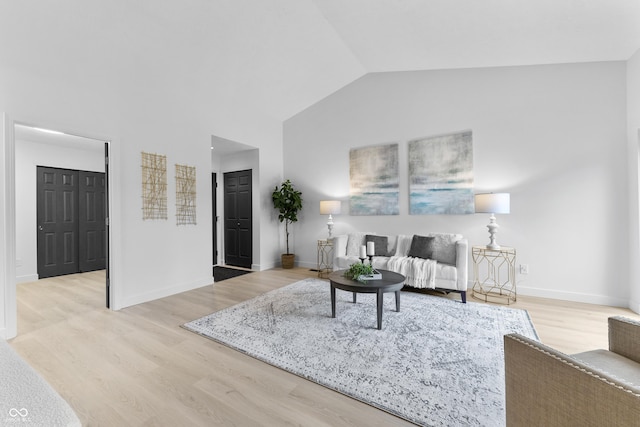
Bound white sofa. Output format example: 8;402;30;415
332;232;468;302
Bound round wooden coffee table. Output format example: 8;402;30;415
328;269;406;330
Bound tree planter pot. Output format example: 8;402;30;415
281;254;295;269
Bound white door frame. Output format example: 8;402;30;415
1;113;117;338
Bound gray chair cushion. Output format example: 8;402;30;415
573;349;640;388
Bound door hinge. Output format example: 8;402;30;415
105;217;110;226
105;156;109;165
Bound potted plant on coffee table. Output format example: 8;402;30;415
272;179;303;269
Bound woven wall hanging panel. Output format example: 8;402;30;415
141;151;168;220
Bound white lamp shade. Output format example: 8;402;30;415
320;200;342;215
475;193;510;214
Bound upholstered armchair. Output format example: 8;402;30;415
504;316;640;426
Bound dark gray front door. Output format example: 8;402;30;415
224;170;252;268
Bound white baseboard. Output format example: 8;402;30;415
517;285;629;308
253;262;275;271
118;276;213;310
463;280;631;308
297;260;316;270
16;274;38;283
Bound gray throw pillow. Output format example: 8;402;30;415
365;235;389;256
408;235;435;260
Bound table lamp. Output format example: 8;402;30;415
320;200;342;238
474;193;510;250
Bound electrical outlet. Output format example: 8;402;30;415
519;264;529;275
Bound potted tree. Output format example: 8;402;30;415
272;179;303;269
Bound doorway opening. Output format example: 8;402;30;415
14;123;111;311
210;135;259;271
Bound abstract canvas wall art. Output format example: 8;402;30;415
409;131;474;215
175;164;197;225
349;144;399;215
141;152;168;220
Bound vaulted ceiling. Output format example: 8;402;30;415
2;0;639;123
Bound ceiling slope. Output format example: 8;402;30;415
1;0;638;124
312;0;640;72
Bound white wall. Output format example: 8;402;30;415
0;4;284;338
284;62;629;307
15;138;105;282
628;48;640;313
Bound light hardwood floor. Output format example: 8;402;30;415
9;268;640;426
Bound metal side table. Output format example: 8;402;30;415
471;245;517;304
317;239;334;278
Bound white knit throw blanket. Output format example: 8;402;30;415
387;256;436;289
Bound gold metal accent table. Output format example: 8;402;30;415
317;239;334;278
471;246;517;304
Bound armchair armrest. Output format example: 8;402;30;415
609;316;640;364
504;333;640;426
331;235;348;271
455;239;468;290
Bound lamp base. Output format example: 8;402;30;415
327;214;334;238
486;214;501;250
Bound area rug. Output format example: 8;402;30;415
183;278;538;426
213;266;252;282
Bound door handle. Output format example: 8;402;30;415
237;222;240;226
38;225;43;231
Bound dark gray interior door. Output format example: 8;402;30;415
224;170;252;268
37;166;106;279
37;167;79;278
79;171;106;272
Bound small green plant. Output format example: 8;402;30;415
344;262;374;281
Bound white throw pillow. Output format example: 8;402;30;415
346;232;373;257
394;234;413;257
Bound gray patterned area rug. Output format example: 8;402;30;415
183;278;538;426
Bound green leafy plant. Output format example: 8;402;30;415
271;179;303;255
344;262;374;282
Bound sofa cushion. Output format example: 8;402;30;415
371;256;390;270
437;263;458;282
365;235;390;256
334;255;389;270
408;235;435;259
